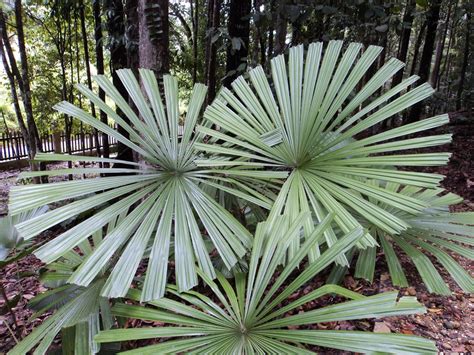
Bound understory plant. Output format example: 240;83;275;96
6;41;473;353
8;218;120;355
94;215;437;354
9;71;280;302
352;186;473;294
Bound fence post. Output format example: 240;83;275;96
53;131;62;154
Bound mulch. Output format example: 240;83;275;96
0;119;472;353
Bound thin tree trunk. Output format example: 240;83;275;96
191;0;198;84
254;0;266;66
79;0;101;161
13;0;42;159
125;0;139;74
392;0;415;89
0;7;42;180
456;11;470;110
93;0;109;161
273;0;287;56
0;38;31;162
105;0;134;163
223;0;251;88
204;0;221;104
409;0;441;122
267;0;274;60
409;21;426;76
430;1;452;87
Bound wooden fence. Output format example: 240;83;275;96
0;129;117;162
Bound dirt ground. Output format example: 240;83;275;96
0;120;473;353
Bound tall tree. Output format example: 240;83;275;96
223;0;251;88
204;0;221;103
105;0;133;162
456;10;471;110
409;0;441;122
79;0;101;160
190;0;199;84
125;0;139;73
0;37;30;158
0;6;43;178
392;0;415;90
409;21;426;76
430;1;453;87
273;0;287;56
93;0;109;160
138;0;169;77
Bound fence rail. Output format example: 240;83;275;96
0;129;117;162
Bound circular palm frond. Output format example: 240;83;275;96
197;41;453;263
9;70;282;301
94;215;437;354
9;217;120;355
353;185;474;294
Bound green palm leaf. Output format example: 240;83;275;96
353;185;473;294
95;215;436;354
9;219;119;355
8;70;262;301
197;41;452;261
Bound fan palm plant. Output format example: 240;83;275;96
352;185;473;294
196;40;454;264
9;217;122;355
94;214;437;354
9;71;282;302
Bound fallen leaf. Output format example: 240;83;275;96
374;322;391;333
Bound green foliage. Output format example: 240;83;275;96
9;216;120;355
197;41;459;272
7;40;472;354
353;186;474;294
94;215;436;354
0;206;48;262
9;69;281;302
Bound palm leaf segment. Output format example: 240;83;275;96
8;70;278;301
10;217;120;355
197;41;452;263
353;185;474;295
95;215;437;354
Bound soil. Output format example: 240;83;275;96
0;120;472;353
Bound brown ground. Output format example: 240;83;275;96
0;120;472;353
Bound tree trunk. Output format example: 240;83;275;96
254;0;266;66
93;0;110;161
409;0;441;122
0;38;31;161
79;0;100;158
392;0;415;89
138;0;169;77
273;0;287;56
191;0;198;84
437;13;455;90
409;21;426;76
267;0;274;60
456;11;471;110
204;0;221;104
430;1;452;87
125;0;139;74
13;0;42;159
223;0;251;88
105;0;134;163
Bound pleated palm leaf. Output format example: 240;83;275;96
95;214;437;354
8;70;282;301
353;185;474;294
196;40;452;263
0;206;48;262
9;217;121;355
